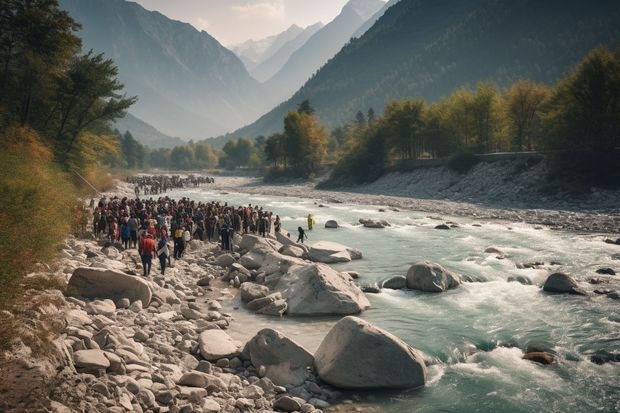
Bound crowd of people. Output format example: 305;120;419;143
126;175;215;196
91;191;283;277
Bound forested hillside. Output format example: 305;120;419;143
59;0;266;139
232;0;620;139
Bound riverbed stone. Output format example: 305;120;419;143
325;220;339;229
405;261;461;292
240;282;270;302
73;349;111;372
542;272;587;295
307;241;362;263
69;267;152;306
314;316;426;389
244;328;314;386
198;329;242;361
274;263;370;316
381;275;407;289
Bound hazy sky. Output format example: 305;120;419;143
131;0;362;46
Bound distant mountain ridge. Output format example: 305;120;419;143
228;0;620;140
232;25;305;72
59;0;265;140
113;113;185;149
250;23;324;83
263;0;385;108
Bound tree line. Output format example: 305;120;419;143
324;47;620;187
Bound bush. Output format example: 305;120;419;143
0;127;76;308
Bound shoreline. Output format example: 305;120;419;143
205;174;620;235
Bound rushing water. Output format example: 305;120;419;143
173;187;620;413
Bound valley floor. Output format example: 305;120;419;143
210;159;620;234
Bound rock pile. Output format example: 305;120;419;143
2;230;427;412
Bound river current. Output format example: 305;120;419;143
173;186;620;413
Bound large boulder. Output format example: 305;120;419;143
239;234;281;253
314;316;426;389
542;272;587;295
240;283;270;303
244;329;314;386
325;220;339;229
405;261;461;292
68;267;152;305
308;241;362;264
198;330;242;361
381;275;407;290
239;246;273;270
274;263;370;316
279;244;305;259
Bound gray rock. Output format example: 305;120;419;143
198;329;242;361
543;272;587;295
255;299;287;316
405;261;461;292
279;244;306;258
247;292;283;311
314;316;426;389
84;299;116;317
274;395;303;412
73;349;110;371
240;282;270;303
215;253;236;267
275;263;370;316
244;328;314;386
178;371;227;391
308;241;362;264
381;275;407;290
69;267;152;306
325;220;339;229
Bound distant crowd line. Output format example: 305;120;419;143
126;174;215;196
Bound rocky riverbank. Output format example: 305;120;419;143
1;221;417;412
209;159;620;234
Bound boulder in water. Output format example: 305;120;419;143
274;263;370;316
307;241;362;264
382;275;407;290
314;316;426;389
542;272;586;295
325;220;339;229
406;261;461;292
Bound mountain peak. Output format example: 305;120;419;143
343;0;386;19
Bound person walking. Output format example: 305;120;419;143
157;236;170;275
296;226;307;244
139;233;157;276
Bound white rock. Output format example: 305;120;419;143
198;330;241;361
308;241;362;263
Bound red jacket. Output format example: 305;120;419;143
139;236;156;256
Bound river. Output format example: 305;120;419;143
173;186;620;413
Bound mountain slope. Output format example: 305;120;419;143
251;23;324;83
263;0;385;107
229;0;620;139
59;0;265;140
113;113;185;149
232;25;304;72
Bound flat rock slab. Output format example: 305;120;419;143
73;349;110;371
199;330;241;361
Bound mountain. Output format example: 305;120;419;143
59;0;265;140
232;25;304;72
250;23;324;83
262;0;386;107
228;0;620;140
352;0;401;38
113;113;185;149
